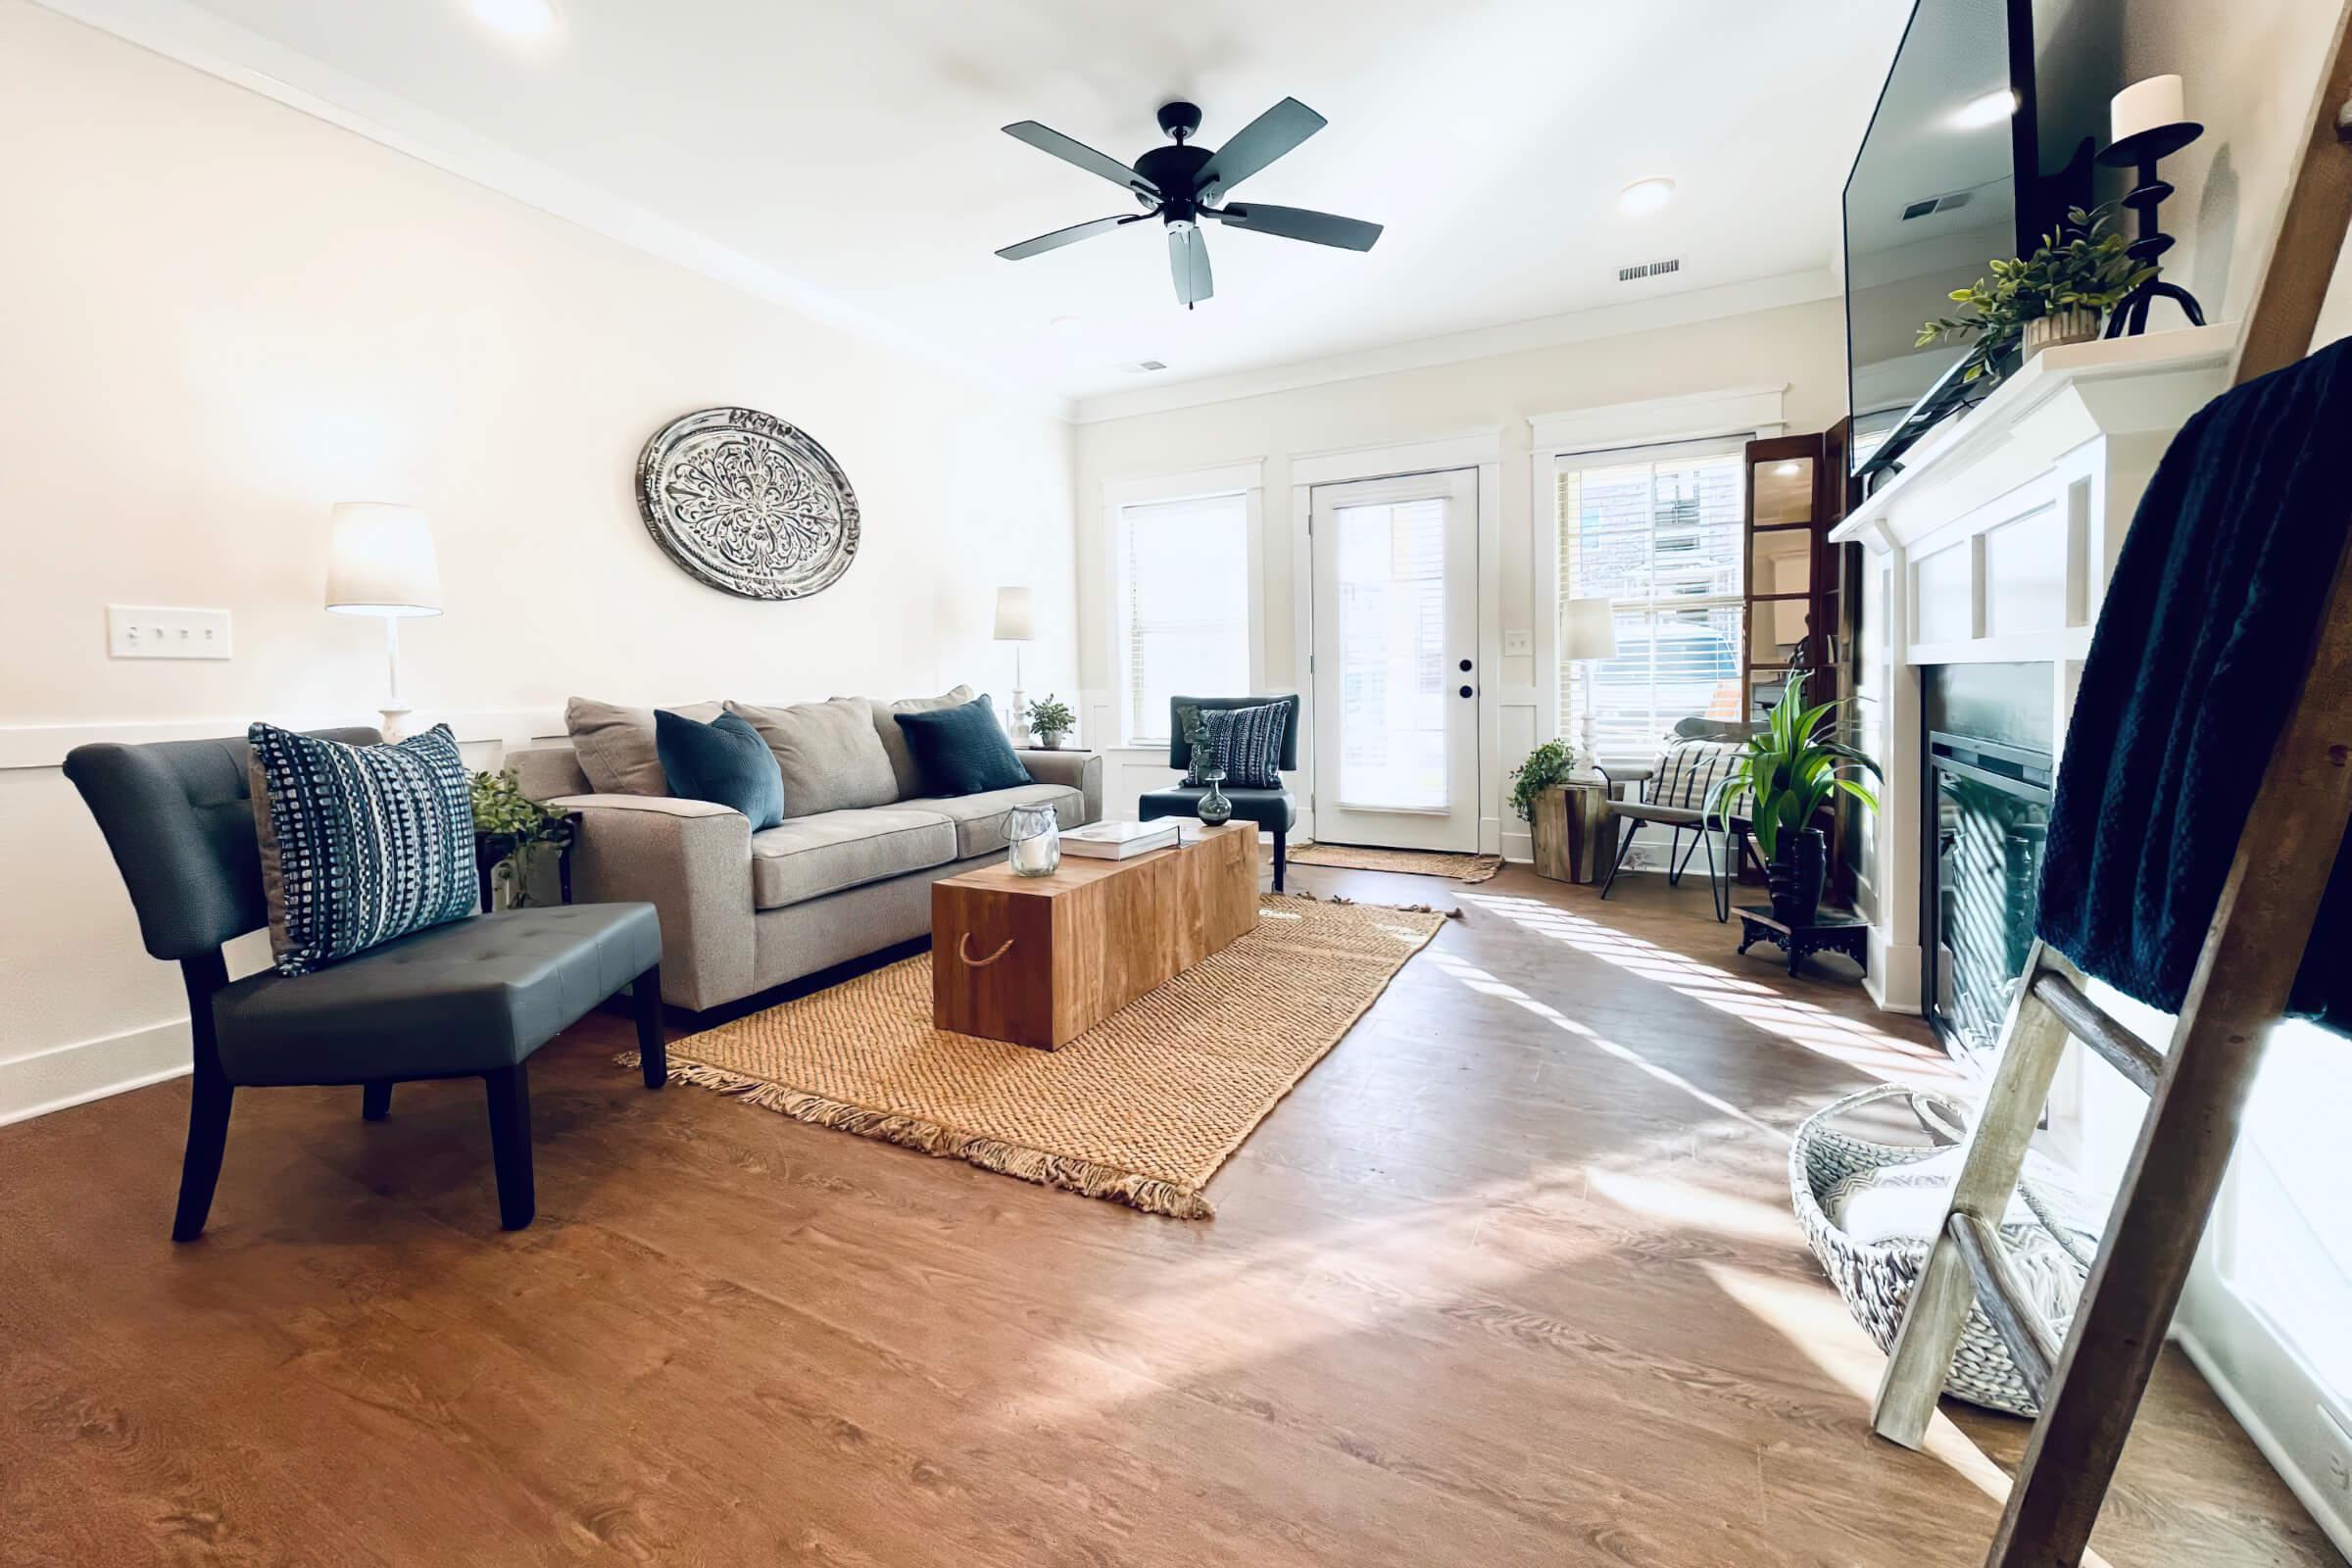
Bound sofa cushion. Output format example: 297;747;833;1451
863;685;975;799
897;783;1086;859
750;806;956;910
565;697;724;796
656;710;785;829
726;698;901;817
893;695;1032;797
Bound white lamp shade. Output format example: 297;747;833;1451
994;585;1034;642
1561;597;1619;661
325;503;442;616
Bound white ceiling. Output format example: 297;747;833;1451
71;0;1914;409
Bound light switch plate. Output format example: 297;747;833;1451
108;605;232;661
1502;628;1534;657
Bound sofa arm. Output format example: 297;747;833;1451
550;794;754;1011
1020;750;1102;824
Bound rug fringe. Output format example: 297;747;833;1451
619;1052;1217;1220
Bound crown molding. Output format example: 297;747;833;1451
29;0;1078;422
1069;269;1842;424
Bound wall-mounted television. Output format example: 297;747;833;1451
1845;0;2120;485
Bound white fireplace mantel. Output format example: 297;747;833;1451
1831;325;2234;1013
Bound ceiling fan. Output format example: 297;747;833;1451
995;98;1383;310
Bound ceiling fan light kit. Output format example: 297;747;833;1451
997;97;1383;310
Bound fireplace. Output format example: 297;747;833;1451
1922;664;2055;1064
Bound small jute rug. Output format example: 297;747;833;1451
624;893;1448;1219
1288;842;1505;883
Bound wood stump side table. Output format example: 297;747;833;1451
1533;781;1611;884
1734;904;1869;979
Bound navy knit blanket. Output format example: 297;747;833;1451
2034;335;2352;1029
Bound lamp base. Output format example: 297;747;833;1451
376;700;415;745
1005;687;1032;748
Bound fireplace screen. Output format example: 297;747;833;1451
1927;733;2053;1061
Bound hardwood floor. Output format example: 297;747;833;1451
0;866;2331;1566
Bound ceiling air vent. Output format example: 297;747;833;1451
1617;257;1682;282
1901;190;1975;221
1119;360;1169;374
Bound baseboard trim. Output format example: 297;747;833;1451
2175;1326;2352;1561
0;1018;191;1126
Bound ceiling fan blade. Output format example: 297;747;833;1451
1003;121;1160;199
995;214;1145;261
1169;225;1213;310
1195;97;1327;199
1210;203;1383;252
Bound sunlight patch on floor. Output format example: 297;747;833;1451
1461;892;1960;1087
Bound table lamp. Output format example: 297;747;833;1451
995;585;1034;743
1561;596;1619;771
326;502;442;742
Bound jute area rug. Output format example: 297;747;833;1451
1288;842;1504;883
627;893;1448;1218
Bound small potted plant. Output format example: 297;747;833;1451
1918;202;2156;381
1705;680;1879;925
470;766;572;909
1025;694;1075;750
1510;738;1583;881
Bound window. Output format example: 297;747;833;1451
1557;440;1747;764
1114;491;1250;745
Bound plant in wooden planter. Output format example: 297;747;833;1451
1511;739;1591;881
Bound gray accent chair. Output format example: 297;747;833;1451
1136;695;1298;891
63;730;666;1238
1596;721;1765;921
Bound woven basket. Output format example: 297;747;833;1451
1789;1082;2094;1417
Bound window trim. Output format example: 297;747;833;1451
1531;389;1787;768
1102;463;1265;749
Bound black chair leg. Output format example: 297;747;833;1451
1599;818;1641;899
1273;831;1287;893
483;1064;535;1231
172;1054;233;1244
1705;824;1729;923
1669;826;1706;887
362;1081;393;1121
633;964;667;1089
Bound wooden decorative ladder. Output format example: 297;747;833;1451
1868;13;2352;1565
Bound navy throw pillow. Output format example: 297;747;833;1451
657;709;785;829
893;695;1033;797
1187;702;1287;789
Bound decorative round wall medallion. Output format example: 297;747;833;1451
635;407;860;600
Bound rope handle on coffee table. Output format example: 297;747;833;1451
956;934;1015;968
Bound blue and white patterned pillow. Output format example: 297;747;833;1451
1186;702;1287;790
248;722;477;975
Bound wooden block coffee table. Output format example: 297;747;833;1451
931;822;1258;1050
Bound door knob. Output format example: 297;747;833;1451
1458;658;1473;672
1458;685;1474;699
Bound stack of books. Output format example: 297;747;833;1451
1060;820;1183;860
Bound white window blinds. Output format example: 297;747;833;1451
1117;493;1250;745
1557;440;1747;764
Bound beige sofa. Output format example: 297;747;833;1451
510;689;1101;1013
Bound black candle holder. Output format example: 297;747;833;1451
2095;120;2207;337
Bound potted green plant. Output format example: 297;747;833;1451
1025;694;1075;750
1510;738;1584;881
470;766;571;909
1918;203;2156;381
1706;683;1879;925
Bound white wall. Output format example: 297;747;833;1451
1070;296;1847;846
0;2;1077;1122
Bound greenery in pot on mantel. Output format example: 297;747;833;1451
1024;694;1075;748
1917;202;2157;382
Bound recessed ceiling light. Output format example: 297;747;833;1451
1775;462;1802;477
1617;177;1676;217
468;0;557;38
1950;90;2018;130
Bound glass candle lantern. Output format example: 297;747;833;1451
1006;804;1060;877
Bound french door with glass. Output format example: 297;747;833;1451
1308;468;1479;852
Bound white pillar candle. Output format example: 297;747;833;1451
2111;74;2185;144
